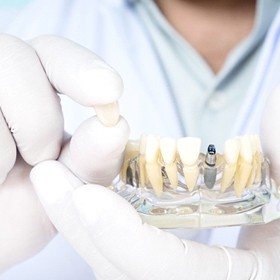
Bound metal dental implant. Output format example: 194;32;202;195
204;144;217;189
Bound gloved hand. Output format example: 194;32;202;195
30;88;280;280
0;34;128;273
236;85;280;279
31;161;259;280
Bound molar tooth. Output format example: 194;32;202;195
221;138;240;192
177;137;201;191
234;136;253;197
145;135;163;196
160;137;178;188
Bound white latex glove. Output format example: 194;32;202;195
236;85;280;280
0;34;127;273
31;164;259;280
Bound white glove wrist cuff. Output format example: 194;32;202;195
216;246;260;280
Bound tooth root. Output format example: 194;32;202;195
183;166;199;191
252;135;262;184
246;135;259;187
139;155;147;186
234;162;252;197
221;138;240;192
221;163;237;192
254;153;262;184
160;138;178;189
139;135;148;186
246;163;256;188
145;135;163;196
233;136;254;196
94;102;119;126
165;164;178;189
146;163;163;196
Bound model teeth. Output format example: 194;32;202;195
139;134;148;186
177;137;201;165
221;138;240;192
250;135;262;184
234;136;253;197
121;134;264;198
145;135;163;196
223;138;240;164
160;138;178;188
177;137;201;191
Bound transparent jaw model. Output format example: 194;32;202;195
112;135;280;229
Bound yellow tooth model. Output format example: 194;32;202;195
221;138;240;192
234;136;253;197
145;135;163;197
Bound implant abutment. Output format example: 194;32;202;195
204;144;217;189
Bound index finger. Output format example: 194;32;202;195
30;35;124;126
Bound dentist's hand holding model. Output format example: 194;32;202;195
0;34;129;273
1;33;280;279
30;46;280;280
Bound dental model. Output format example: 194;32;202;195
120;134;263;198
177;137;201;191
115;134;273;229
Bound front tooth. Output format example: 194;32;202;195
177;137;201;191
240;135;253;162
177;137;201;165
160;138;178;188
234;136;253;197
94;102;119;126
224;138;240;164
160;138;177;163
221;138;240;192
145;135;163;196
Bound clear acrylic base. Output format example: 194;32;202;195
112;156;280;229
